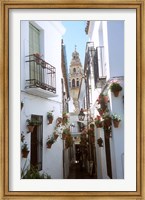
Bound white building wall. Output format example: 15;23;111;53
87;20;124;179
107;21;124;78
21;21;65;179
109;84;124;179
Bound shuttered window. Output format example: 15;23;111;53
29;23;43;82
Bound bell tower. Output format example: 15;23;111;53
69;46;83;113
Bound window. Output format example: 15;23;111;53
77;78;79;87
72;79;75;88
29;23;44;83
73;68;76;73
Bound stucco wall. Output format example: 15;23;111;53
21;21;66;179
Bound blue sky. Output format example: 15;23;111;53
62;21;89;69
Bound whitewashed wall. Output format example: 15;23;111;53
21;21;66;179
87;20;124;179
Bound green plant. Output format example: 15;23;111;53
65;133;73;148
110;81;122;92
21;142;29;152
95;116;103;128
46;136;55;145
26;119;41;126
97;137;103;147
112;113;121;122
21;132;25;142
97;93;109;104
63;128;70;135
47;111;53;118
21;165;51;179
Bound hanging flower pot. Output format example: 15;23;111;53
113;90;120;97
26;119;41;133
110;81;122;97
27;125;35;133
95;116;103;128
97;137;103;147
113;120;120;128
22;150;30;158
46;136;54;149
47;143;52;149
21;142;29;158
47;116;53;124
54;132;59;140
47;112;54;124
112;113;121;128
62;133;67;140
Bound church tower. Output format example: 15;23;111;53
69;46;83;113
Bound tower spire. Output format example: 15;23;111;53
75;45;77;52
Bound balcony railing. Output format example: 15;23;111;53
25;54;56;94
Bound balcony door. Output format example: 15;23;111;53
29;23;43;83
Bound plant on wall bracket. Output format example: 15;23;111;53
110;80;122;97
112;113;122;128
47;111;54;124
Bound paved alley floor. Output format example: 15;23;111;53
67;162;97;179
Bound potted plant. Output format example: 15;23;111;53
21;142;29;158
21;132;25;142
62;128;70;140
112;113;122;128
65;133;73;149
47;111;54;124
97;107;105;116
97;137;103;147
110;81;122;97
97;93;109;104
56;117;62;127
26;119;41;133
62;112;68;125
94;115;103;128
46;136;55;149
53;131;59;140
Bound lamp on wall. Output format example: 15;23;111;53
78;108;85;121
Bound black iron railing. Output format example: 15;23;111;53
25;54;56;93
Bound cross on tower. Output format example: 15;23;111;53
75;45;77;51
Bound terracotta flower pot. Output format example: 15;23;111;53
27;125;35;133
62;133;67;140
113;90;120;97
54;133;59;140
97;139;103;147
22;150;29;158
47;116;53;124
47;143;52;149
113;120;120;128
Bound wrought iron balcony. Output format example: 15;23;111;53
25;54;57;98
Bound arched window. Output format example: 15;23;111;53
77;78;79;87
73;68;76;73
72;79;75;88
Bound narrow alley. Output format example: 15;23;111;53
68;162;97;179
